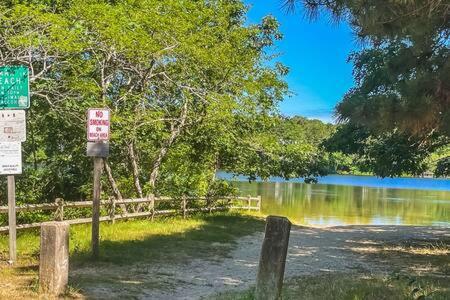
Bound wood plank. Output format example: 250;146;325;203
0;207;242;232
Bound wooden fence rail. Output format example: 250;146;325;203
0;195;261;233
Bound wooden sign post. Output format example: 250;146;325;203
91;157;103;259
0;113;26;262
0;66;30;264
86;108;110;259
7;175;16;263
0;140;24;265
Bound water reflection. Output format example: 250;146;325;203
233;181;450;226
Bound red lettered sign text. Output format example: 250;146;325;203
87;108;110;141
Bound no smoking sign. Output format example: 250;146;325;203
87;108;110;141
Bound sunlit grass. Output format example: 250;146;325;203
0;212;265;298
212;273;450;300
350;242;450;256
346;239;450;277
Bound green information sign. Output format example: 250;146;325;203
0;66;29;109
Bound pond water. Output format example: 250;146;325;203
218;173;450;227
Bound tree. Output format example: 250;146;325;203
0;0;291;206
284;0;449;176
435;157;450;177
221;116;335;181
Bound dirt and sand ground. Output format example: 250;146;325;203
72;225;450;299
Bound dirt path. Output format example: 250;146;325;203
72;225;450;299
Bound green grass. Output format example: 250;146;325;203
0;211;265;298
3;214;448;299
71;212;265;265
211;273;450;300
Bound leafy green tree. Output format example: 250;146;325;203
435;157;450;177
0;0;292;208
222;116;335;180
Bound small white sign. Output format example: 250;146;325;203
87;108;110;141
0;110;26;142
0;142;22;175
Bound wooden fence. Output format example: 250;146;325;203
0;195;261;233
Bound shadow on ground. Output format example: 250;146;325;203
70;213;265;298
71;222;450;300
212;225;450;300
287;225;450;276
2;215;448;299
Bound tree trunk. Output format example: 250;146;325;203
104;160;127;214
211;153;219;182
128;142;144;212
148;100;189;189
128;142;143;198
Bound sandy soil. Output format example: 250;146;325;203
72;225;450;299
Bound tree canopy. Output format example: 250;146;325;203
0;0;340;211
0;0;296;203
285;0;449;177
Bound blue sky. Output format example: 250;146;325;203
244;1;357;123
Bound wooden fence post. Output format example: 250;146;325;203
247;195;251;211
55;198;64;221
255;216;291;300
39;221;69;296
109;197;115;224
257;196;262;211
7;175;16;264
148;194;155;221
182;196;187;219
0;195;264;233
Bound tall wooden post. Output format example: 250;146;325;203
91;157;103;259
255;216;291;300
86;108;111;259
7;175;16;264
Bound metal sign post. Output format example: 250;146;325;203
0;65;29;265
86;108;110;259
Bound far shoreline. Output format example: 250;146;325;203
217;172;450;192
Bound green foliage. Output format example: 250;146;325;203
221;116;336;180
324;124;447;177
286;0;449;177
357;132;430;177
338;40;449;138
0;0;292;204
435;157;450;178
